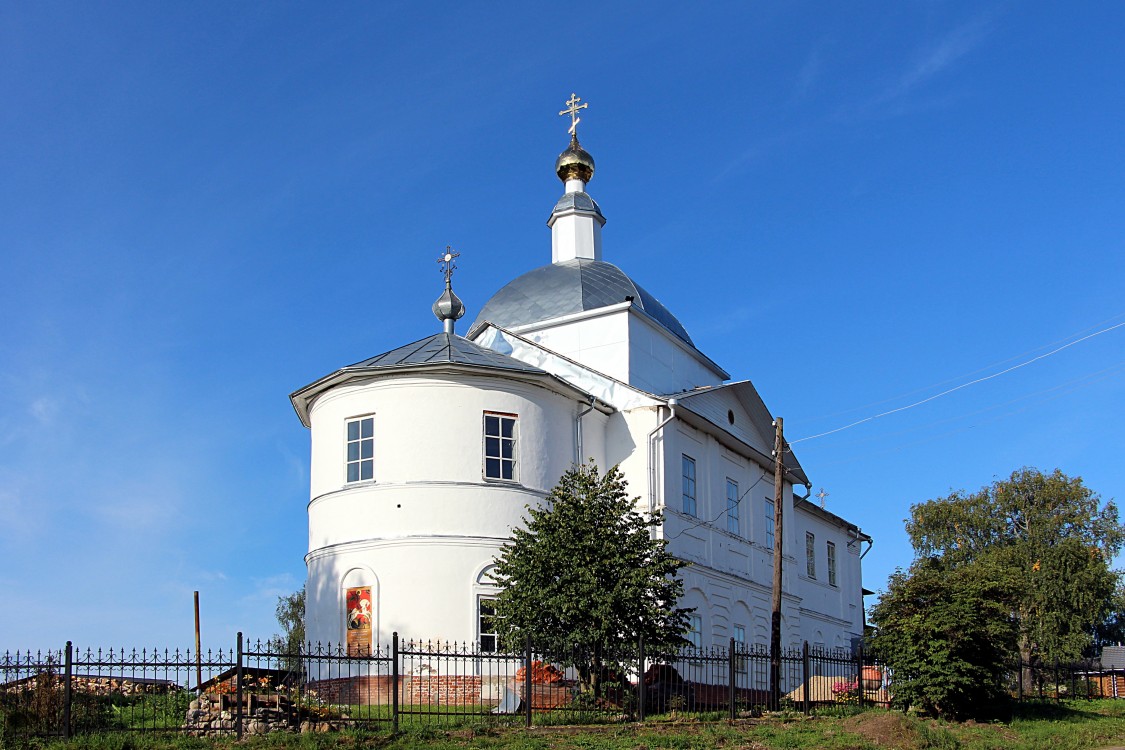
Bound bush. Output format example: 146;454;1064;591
869;558;1018;720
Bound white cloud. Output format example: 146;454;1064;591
29;395;61;425
883;14;995;102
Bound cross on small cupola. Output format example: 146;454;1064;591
432;245;466;334
438;246;460;284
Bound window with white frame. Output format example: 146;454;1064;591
483;412;517;481
478;596;498;653
726;478;739;535
687;613;703;648
733;624;747;673
346;416;374;483
827;541;838;587
681;455;697;517
806;531;816;579
765;499;775;549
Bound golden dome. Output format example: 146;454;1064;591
555;135;595;183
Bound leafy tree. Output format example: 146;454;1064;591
868;558;1018;720
271;584;305;655
1091;581;1125;654
490;462;691;696
906;468;1122;665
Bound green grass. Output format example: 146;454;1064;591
9;700;1125;750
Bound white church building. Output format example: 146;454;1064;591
291;100;871;657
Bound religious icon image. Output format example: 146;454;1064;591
345;586;373;655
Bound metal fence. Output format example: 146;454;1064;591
4;634;1121;743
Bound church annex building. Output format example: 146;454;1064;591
290;98;871;658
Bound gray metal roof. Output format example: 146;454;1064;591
345;333;547;374
469;259;695;346
550;191;604;220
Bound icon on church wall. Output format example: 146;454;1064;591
345;586;373;656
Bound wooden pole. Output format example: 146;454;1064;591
194;591;202;693
769;418;785;710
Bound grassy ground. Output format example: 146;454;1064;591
15;700;1125;750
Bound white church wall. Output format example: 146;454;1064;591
627;313;725;396
307;374;578;499
304;371;589;648
306;538;504;649
517;311;631;385
790;507;862;647
652;417;867;650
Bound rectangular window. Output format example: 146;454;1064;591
733;624;747;673
827;541;838;587
765;500;775;549
484;412;518;481
726;478;739;535
687;613;702;649
346;416;374;483
478;597;498;653
806;532;816;579
681;455;697;517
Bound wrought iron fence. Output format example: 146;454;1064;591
7;633;1120;743
1010;657;1124;701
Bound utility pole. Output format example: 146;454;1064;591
769;417;785;710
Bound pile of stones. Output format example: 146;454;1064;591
183;691;347;735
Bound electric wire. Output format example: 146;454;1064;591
668;471;771;540
799;311;1125;425
790;319;1125;445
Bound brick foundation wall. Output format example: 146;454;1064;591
406;675;482;706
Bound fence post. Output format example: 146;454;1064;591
523;633;533;728
728;637;737;721
637;635;646;723
391;632;399;733
802;641;810;716
856;646;865;710
235;632;244;739
63;641;73;740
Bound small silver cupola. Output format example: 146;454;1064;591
432;246;466;334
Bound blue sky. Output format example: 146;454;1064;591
2;2;1123;650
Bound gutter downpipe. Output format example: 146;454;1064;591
574;395;596;464
646;398;678;513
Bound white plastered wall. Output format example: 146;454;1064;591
303;371;603;647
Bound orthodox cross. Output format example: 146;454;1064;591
816;487;829;508
559;93;588;136
437;246;460;285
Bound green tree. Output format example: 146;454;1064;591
271;584;305;655
869;558;1018;720
490;462;691;696
1091;581;1125;654
905;468;1123;665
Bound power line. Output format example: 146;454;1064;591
798;311;1125;425
668;471;770;540
790;319;1125;445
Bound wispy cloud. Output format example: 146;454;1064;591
835;12;997;122
883;14;995;103
29;396;61;425
792;50;822;102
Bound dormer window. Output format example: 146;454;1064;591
346;416;374;483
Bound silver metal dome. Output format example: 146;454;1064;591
469;259;694;346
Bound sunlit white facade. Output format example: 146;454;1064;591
291;130;870;654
